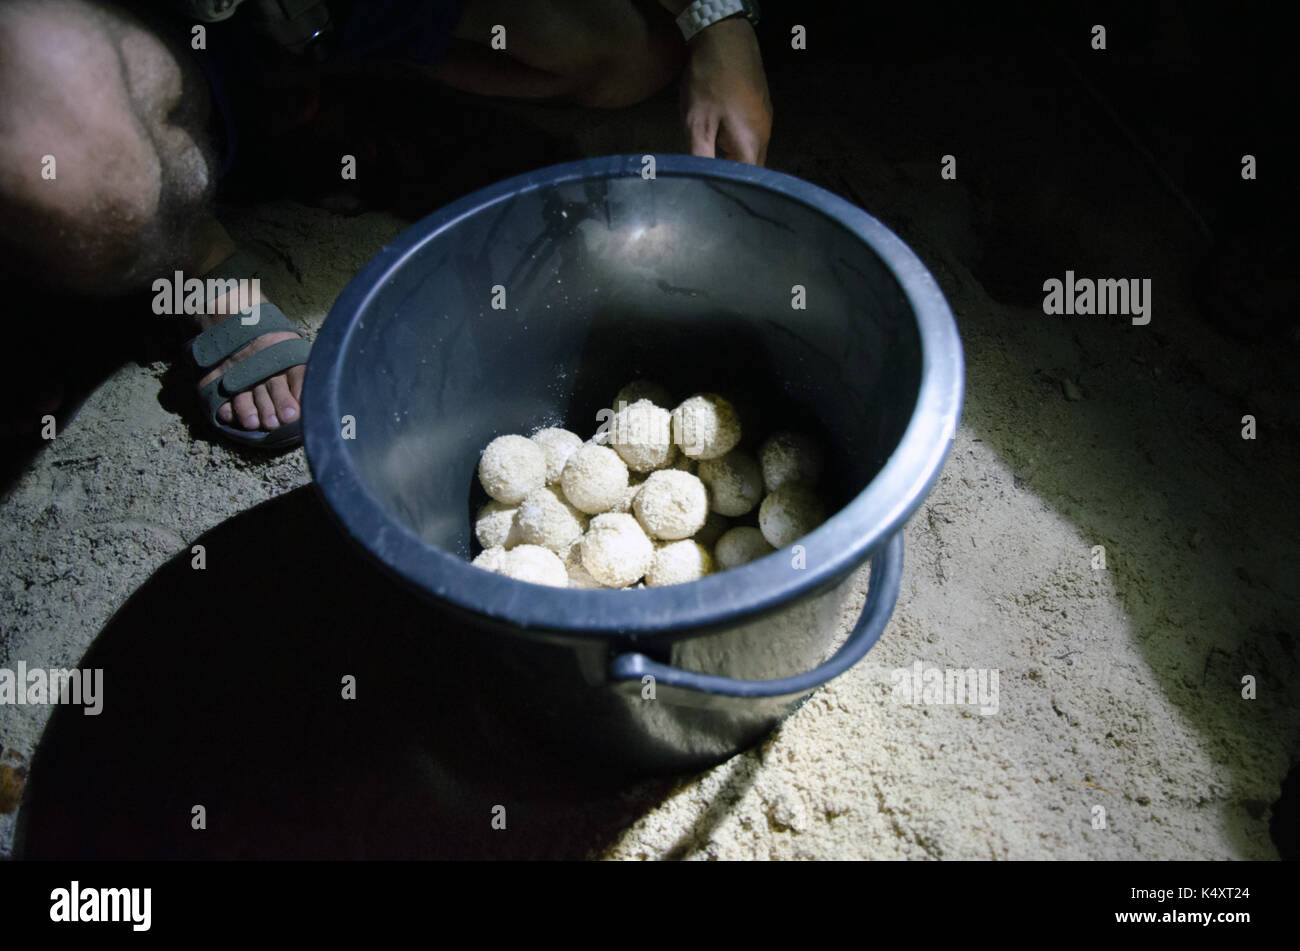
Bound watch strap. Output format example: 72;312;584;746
675;0;746;42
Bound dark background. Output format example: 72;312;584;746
4;0;1297;860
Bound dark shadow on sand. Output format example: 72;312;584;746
15;486;676;859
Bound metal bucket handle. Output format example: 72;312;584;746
609;532;903;703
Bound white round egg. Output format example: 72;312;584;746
633;469;709;540
478;434;547;505
714;526;774;569
514;485;587;553
560;442;630;515
671;393;741;460
646;540;715;587
758;431;824;493
580;512;655;587
499;544;568;587
758;483;826;549
698;449;764;517
530;427;584;484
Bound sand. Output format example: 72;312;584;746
2;47;1297;860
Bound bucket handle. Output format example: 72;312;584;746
608;531;903;702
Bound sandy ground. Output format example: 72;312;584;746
2;46;1297;859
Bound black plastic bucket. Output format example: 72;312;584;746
303;155;963;774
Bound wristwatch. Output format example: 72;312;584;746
675;0;761;43
178;0;332;56
179;0;248;22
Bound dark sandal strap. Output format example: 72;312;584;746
198;340;307;450
190;247;305;451
202;338;312;412
205;412;303;451
190;302;296;369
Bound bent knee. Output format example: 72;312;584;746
575;15;684;108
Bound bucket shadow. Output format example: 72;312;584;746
15;487;676;859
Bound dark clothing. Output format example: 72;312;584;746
142;0;469;176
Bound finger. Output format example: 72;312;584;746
735;134;760;166
720;124;761;166
268;373;299;423
232;391;260;430
687;114;718;159
252;383;279;429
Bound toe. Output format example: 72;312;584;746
268;374;299;423
217;400;234;424
252;384;279;429
232;391;260;430
287;363;306;401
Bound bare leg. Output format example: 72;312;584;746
431;0;685;107
0;0;303;431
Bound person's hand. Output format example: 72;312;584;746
679;18;771;165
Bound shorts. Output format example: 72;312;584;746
162;0;470;177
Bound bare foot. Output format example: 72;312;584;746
192;285;305;431
188;218;305;432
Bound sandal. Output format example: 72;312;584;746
188;249;311;451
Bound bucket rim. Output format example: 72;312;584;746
302;154;964;640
